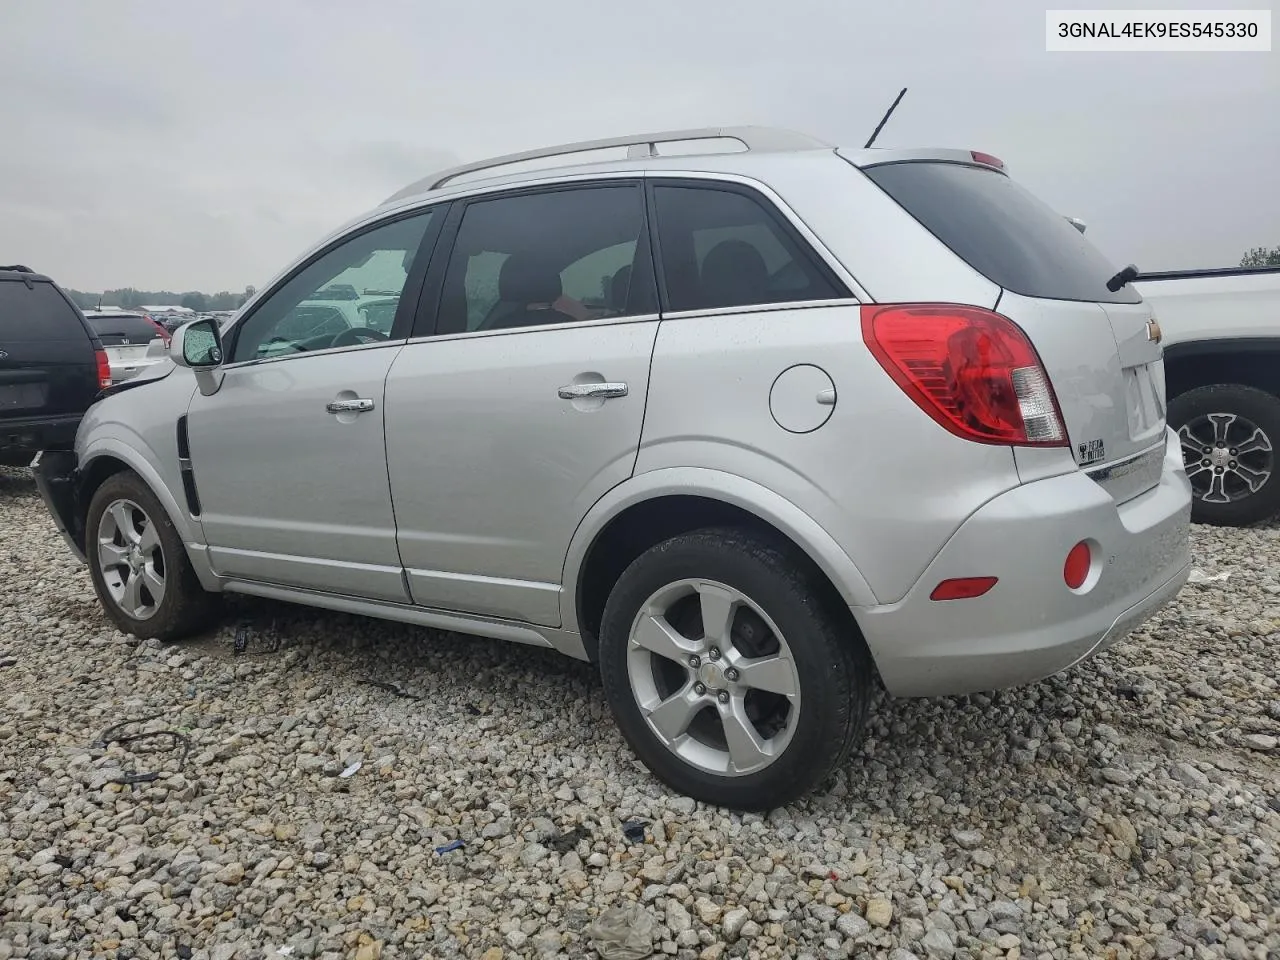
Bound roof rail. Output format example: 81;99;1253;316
385;125;831;203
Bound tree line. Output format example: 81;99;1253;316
62;286;256;313
1241;245;1280;267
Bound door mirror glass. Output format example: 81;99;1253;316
171;318;224;368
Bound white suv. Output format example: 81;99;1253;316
33;126;1191;810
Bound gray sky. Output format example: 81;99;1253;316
1;0;1275;292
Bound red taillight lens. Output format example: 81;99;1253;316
1064;541;1091;589
94;348;112;389
151;320;171;344
970;150;1005;170
861;304;1067;447
930;576;999;601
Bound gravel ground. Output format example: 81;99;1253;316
1;464;1278;960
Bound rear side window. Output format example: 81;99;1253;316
86;314;160;342
0;281;87;340
433;184;657;336
863;161;1141;304
652;184;845;312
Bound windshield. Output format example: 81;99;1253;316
863;161;1141;304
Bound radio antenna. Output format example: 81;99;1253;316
864;87;908;149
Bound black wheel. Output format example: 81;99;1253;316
598;527;873;811
1169;384;1280;526
85;471;219;640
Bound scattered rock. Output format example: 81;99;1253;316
866;898;894;928
836;913;870;940
0;466;1275;960
723;907;752;942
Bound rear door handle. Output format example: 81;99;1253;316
558;381;628;400
326;397;375;414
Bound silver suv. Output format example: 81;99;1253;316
33;127;1192;810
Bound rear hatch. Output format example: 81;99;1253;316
85;313;165;379
858;156;1166;501
0;271;101;422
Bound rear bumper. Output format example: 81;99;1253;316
109;357;167;383
856;428;1192;697
30;449;87;563
0;414;82;463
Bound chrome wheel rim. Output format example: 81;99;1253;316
626;578;802;778
96;498;166;620
1178;413;1274;504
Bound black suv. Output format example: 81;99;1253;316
0;266;109;467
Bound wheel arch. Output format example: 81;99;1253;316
562;468;878;662
1165;338;1280;402
77;439;203;552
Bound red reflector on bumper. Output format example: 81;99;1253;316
930;577;998;601
1064;541;1091;589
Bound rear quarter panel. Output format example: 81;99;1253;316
635;304;1025;605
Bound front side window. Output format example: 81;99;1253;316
230;211;435;363
434;184;656;336
652;184;844;312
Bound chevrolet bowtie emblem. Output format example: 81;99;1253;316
1146;319;1162;343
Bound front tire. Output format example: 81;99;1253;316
598;527;873;811
1170;384;1280;526
85;471;218;640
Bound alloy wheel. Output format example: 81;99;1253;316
625;578;802;777
1178;413;1274;504
96;498;166;620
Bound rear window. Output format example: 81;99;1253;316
87;314;162;341
863;161;1141;304
0;280;88;340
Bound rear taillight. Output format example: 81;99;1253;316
861;304;1067;447
94;348;112;389
970;150;1005;170
150;319;171;343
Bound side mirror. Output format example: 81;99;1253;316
170;318;224;369
169;318;225;396
1067;217;1087;234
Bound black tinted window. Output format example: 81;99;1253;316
87;314;161;342
864;161;1141;304
0;281;86;341
652;185;844;312
434;185;656;336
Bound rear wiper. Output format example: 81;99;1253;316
1106;263;1140;293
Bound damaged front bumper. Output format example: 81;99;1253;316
30;449;86;563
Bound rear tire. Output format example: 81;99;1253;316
1169;384;1280;526
85;471;219;640
598;527;873;811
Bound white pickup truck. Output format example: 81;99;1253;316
1135;265;1280;526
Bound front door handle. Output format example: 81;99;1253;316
326;397;375;414
558;381;629;400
